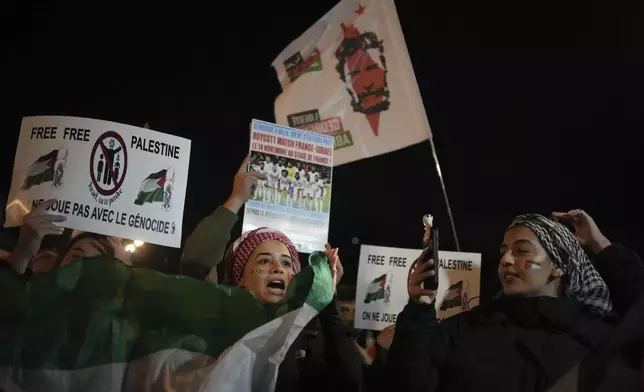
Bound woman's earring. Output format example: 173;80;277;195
551;269;563;278
546;268;563;283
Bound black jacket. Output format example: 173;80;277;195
364;349;388;392
564;244;644;392
386;244;644;392
276;298;364;392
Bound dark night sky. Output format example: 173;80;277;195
1;0;643;300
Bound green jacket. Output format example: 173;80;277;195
181;206;238;282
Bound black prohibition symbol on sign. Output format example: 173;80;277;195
89;131;128;196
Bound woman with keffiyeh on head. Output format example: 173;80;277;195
180;155;364;391
219;227;364;392
219;227;302;303
386;211;644;392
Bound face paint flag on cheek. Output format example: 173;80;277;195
523;260;542;270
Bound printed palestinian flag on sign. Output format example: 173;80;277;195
440;280;464;311
21;149;60;190
134;169;167;205
0;252;334;392
364;274;387;303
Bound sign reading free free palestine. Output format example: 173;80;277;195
6;116;191;247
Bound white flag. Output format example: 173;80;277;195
272;0;431;166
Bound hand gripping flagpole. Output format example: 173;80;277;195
428;137;461;252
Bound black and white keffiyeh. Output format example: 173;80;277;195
508;214;612;316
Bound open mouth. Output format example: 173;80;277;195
267;279;286;295
502;271;519;283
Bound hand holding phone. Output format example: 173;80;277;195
422;227;439;291
407;214;439;304
407;253;437;302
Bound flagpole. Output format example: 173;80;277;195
427;137;461;252
383;0;460;250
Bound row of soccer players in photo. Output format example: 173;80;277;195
251;159;329;211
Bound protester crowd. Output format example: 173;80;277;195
1;154;643;392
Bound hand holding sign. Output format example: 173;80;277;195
552;209;611;254
225;155;267;214
377;324;396;351
408;248;437;304
22;199;66;239
325;243;343;293
9;199;66;273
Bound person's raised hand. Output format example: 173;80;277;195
10;199;66;273
377;324;396;351
224;155;267;214
20;199;66;243
552;209;611;253
408;248;437;304
325;243;343;293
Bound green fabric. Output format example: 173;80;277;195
0;251;332;370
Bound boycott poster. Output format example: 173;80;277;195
243;119;334;253
355;245;482;331
5;116;191;248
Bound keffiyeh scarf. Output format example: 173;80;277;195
508;214;612;316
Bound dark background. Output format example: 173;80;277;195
1;0;642;300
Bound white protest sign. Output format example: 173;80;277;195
243;119;334;253
5;116;191;248
355;245;482;330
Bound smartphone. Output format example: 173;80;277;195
422;227;439;291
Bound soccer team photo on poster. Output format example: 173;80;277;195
249;152;331;213
242;120;334;254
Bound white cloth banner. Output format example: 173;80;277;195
5;116;191;247
355;245;482;330
272;0;431;166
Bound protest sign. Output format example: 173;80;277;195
5;116;191;248
272;0;431;166
355;245;481;330
243;119;334;253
